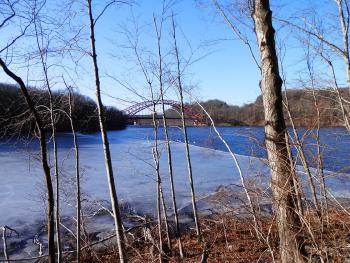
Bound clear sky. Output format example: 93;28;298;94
87;0;262;109
0;0;347;110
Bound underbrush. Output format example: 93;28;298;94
77;210;350;262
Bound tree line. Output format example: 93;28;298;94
165;88;350;127
0;83;126;137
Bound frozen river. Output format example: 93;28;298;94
1;126;350;259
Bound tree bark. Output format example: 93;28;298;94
67;87;81;262
153;15;184;258
87;1;126;262
171;13;201;238
33;19;62;261
252;1;305;262
0;58;56;263
336;0;350;91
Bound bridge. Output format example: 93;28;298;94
122;100;205;125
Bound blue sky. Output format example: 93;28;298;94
92;0;262;108
0;0;347;110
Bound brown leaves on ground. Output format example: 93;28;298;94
79;210;350;262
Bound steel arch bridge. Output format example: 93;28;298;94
122;100;203;120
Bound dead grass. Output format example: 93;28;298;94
78;210;350;263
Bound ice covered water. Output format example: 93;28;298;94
0;135;267;228
1;127;350;259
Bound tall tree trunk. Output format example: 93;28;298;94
171;14;201;238
252;1;305;262
153;15;184;258
305;54;329;222
51;96;61;263
311;89;329;223
67;87;81;262
152;135;165;262
0;58;56;263
151;100;171;257
132;36;172;252
33;19;62;261
336;0;350;91
87;1;126;262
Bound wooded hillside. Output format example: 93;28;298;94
178;88;350;127
0;83;126;136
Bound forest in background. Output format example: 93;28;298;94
0;83;126;136
165;88;350;127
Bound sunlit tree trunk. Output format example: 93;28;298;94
66;86;81;262
336;0;350;90
171;13;201;238
87;1;126;262
252;1;305;262
153;15;184;258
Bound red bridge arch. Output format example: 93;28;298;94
122;100;203;120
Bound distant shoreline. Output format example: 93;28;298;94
126;124;348;129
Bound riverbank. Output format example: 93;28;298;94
78;213;350;263
79;186;350;262
2;177;350;262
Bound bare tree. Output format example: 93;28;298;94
153;12;184;258
305;48;329;222
278;48;320;216
320;51;350;133
277;1;350;133
0;59;56;262
33;7;62;260
86;0;126;261
335;0;350;87
252;0;305;262
62;79;82;262
2;226;19;263
170;13;201;238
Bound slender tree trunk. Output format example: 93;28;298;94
305;55;329;223
87;1;126;262
336;0;350;91
283;92;320;214
51;101;61;262
0;58;56;263
285;132;304;217
335;0;350;132
2;227;9;263
67;88;81;262
311;89;329;223
159;176;171;251
33;20;62;261
153;15;184;258
152;144;165;262
188;94;260;237
132;37;172;252
150;100;165;260
171;14;201;238
252;1;305;262
151;103;171;256
159;79;183;258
